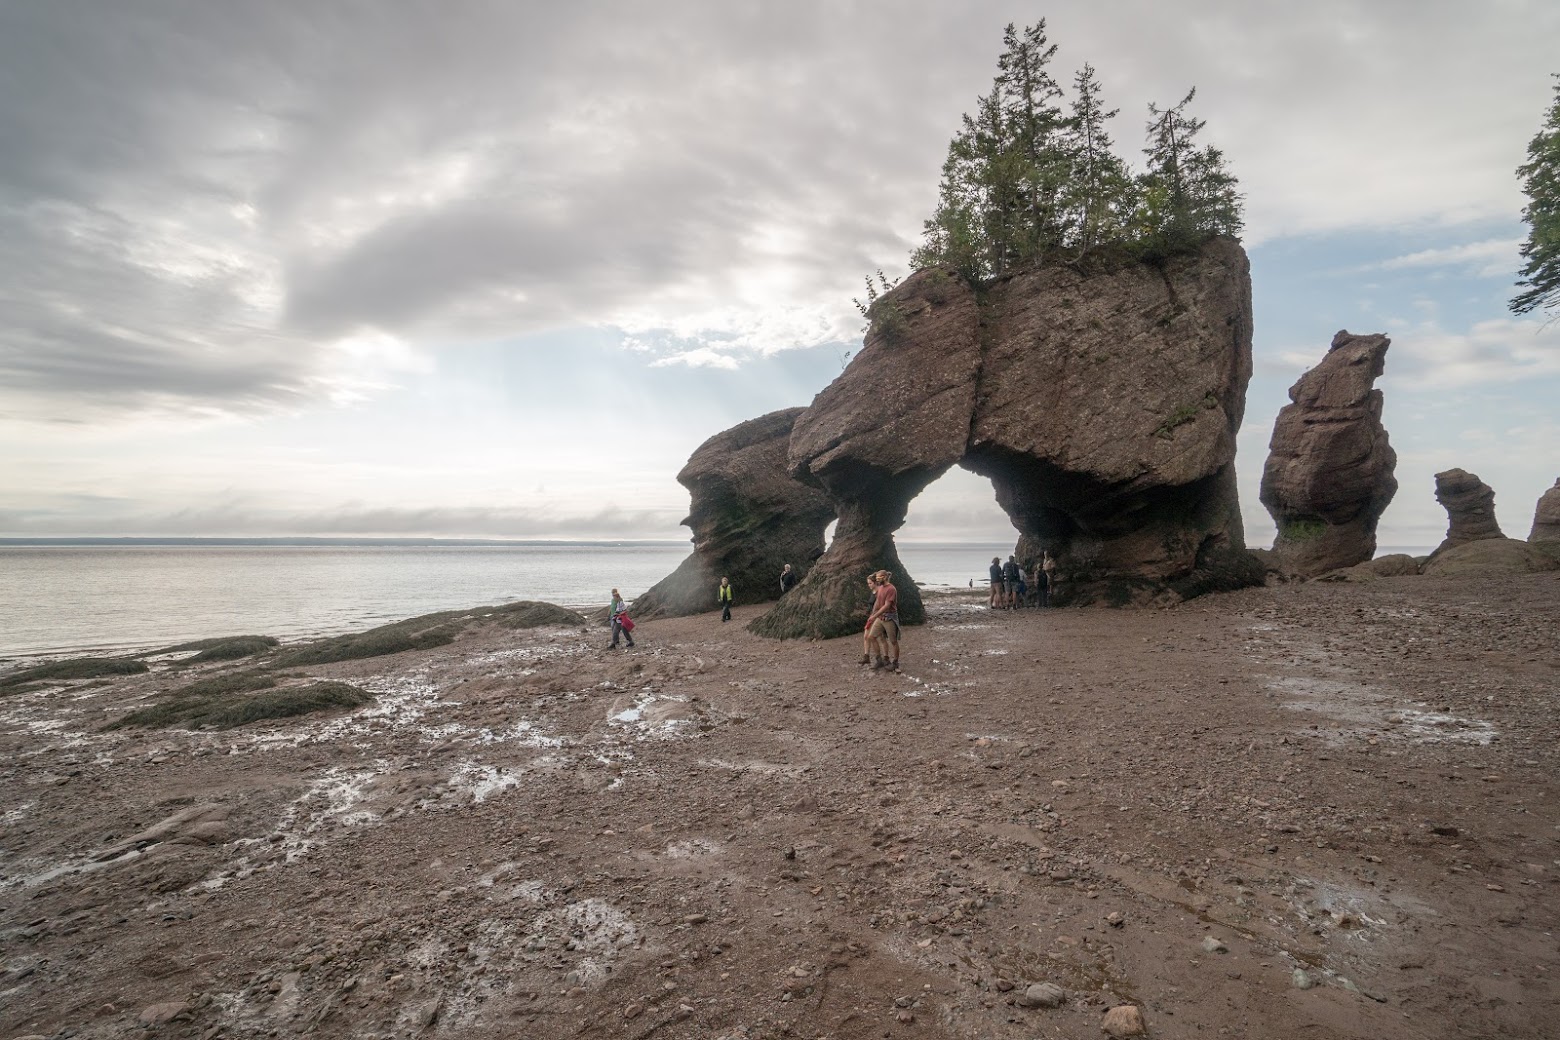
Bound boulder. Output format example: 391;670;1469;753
634;409;835;619
1529;478;1560;559
1315;552;1420;584
1431;469;1503;554
1259;331;1398;577
752;239;1261;638
1420;537;1559;577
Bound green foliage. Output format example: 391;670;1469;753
1136;89;1243;251
1279;517;1329;542
1512;74;1560;318
1;656;147;689
1153;393;1218;438
852;270;909;343
907;22;1242;283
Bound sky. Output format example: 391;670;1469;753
2;1;1557;551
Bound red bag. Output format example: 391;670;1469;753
617;615;635;632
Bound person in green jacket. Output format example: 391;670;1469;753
718;576;734;622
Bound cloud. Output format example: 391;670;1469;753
1366;238;1521;279
2;0;1557;424
648;349;741;371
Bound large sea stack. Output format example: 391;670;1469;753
1259;330;1398;577
632;409;835;619
751;237;1261;639
1431;468;1503;553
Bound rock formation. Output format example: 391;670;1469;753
1529;478;1560;559
751;238;1262;639
633;409;835;619
1431;469;1503;555
1259;331;1397;577
1420;538;1559;577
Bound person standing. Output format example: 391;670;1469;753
867;569;900;672
859;573;880;665
718;576;734;622
1042;551;1058;606
779;563;798;595
607;588;635;649
1002;555;1021;610
987;556;1003;609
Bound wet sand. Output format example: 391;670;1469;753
2;572;1557;1039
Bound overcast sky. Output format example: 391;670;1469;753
2;1;1557;550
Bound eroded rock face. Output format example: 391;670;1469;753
1530;478;1560;555
634;409;834;619
1432;469;1503;555
752;239;1261;638
1259;331;1398;577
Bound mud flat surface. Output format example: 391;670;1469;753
3;573;1558;1039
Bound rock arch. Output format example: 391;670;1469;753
750;238;1262;639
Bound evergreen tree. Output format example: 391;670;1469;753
996;21;1069;255
1061;63;1132;250
909;27;1243;285
1512;74;1560;318
1138;89;1242;249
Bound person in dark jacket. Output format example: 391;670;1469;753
779;564;798;594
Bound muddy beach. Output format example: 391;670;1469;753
2;573;1558;1040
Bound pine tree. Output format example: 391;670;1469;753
1512;74;1560;318
1137;89;1242;249
996;21;1069;255
1061;63;1132;250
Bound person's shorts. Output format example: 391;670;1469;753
1004;580;1020;595
869;617;899;642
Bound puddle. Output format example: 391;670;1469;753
1265;676;1497;747
608;690;692;740
445;761;521;803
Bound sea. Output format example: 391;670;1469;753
0;540;1015;661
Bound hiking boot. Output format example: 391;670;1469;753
858;654;870;665
889;660;901;673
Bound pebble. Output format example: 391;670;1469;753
1201;936;1228;954
1292;969;1315;990
1016;982;1066;1009
1102;1004;1147;1037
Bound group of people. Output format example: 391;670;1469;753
715;563;800;623
859;570;901;673
987;552;1056;610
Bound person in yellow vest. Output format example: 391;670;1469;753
718;576;734;622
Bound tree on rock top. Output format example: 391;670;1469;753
910;21;1243;281
1137;88;1243;253
1512;74;1560;319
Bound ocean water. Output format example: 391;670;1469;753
0;541;1013;660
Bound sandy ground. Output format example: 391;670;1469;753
2;572;1558;1040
